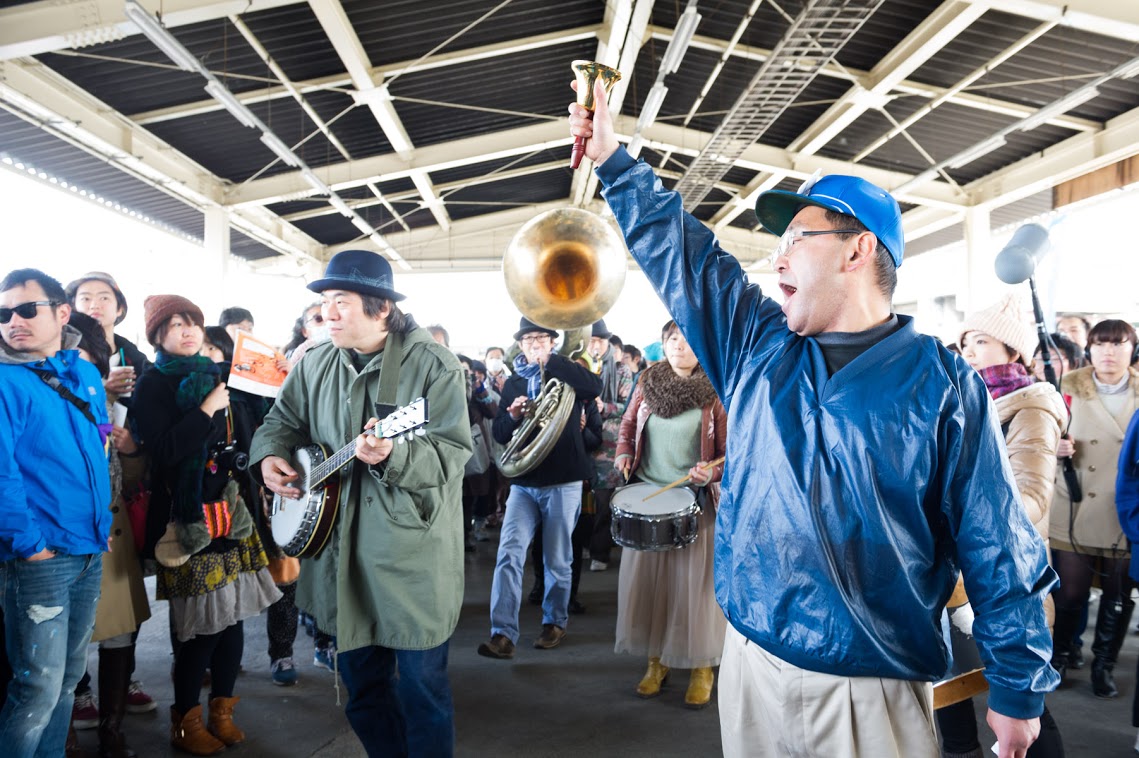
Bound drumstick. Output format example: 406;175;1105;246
641;456;726;502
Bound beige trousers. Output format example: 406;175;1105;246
718;625;938;758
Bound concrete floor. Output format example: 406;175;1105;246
72;535;1138;757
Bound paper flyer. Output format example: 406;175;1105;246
227;331;287;398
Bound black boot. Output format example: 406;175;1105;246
1091;597;1135;699
1050;604;1081;685
98;646;138;758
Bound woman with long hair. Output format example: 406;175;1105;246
940;295;1066;756
67;312;152;758
133;296;279;755
613;320;727;708
1050;318;1139;699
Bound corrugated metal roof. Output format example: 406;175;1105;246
0;107;204;241
3;0;1137;269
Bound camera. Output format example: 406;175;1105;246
210;441;249;473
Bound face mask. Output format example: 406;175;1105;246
308;325;331;343
486;358;504;374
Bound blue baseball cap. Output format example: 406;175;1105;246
755;174;904;267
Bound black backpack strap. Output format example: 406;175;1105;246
26;366;99;427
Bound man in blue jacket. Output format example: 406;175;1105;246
569;86;1057;758
0;269;111;757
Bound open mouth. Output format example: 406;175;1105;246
779;283;797;299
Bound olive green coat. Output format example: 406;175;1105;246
250;328;471;651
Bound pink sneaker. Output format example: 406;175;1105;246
125;680;157;714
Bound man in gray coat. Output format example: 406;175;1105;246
251;250;471;757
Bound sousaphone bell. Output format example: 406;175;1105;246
499;206;628;478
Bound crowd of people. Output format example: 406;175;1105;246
0;85;1136;758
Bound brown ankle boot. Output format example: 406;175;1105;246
170;705;225;755
207;696;245;746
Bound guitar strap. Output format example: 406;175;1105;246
373;330;404;417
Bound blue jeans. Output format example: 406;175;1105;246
0;553;102;758
490;482;581;641
337;643;454;758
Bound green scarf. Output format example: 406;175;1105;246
154;351;220;525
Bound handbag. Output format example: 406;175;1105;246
124;485;150;553
465;421;492;477
155;521;190;568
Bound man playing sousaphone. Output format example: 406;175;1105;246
478;317;601;658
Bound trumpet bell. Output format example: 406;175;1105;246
503;208;627;330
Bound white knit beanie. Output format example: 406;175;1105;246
959;294;1036;365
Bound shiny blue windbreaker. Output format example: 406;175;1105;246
0;326;112;561
597;147;1058;719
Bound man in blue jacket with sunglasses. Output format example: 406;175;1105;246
569;84;1057;758
0;268;111;758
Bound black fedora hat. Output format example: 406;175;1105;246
591;319;611;339
308;249;406;301
513;317;558;342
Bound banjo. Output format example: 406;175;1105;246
271;398;429;557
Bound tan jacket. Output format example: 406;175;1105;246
995;382;1066;543
1050;366;1139;551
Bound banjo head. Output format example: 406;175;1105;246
271;445;329;556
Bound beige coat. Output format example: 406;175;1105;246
92;451;151;642
1050;366;1139;552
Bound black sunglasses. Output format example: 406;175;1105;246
0;300;58;324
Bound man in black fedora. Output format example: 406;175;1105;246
478;317;601;658
251;249;472;757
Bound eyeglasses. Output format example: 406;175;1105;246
767;228;863;268
0;300;57;324
520;334;552;345
304;313;325;325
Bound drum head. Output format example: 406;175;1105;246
612;483;695;516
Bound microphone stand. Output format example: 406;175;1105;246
1028;274;1082;501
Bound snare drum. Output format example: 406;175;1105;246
610;483;699;552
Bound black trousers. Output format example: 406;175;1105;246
267;581;299;662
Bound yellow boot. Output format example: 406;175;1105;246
170;705;225;755
207;696;245;746
684;667;715;709
636;657;670;698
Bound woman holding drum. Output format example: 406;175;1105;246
612;320;727;708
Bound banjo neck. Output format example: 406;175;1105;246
305;397;429;490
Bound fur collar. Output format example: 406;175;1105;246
638;361;717;418
1063;365;1139;401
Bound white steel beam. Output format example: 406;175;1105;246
570;0;655;206
132;26;600;125
0;0;305;60
226;120;574;206
789;0;986;157
958;0;1139;42
666;28;1099;132
967;104;1139;209
306;0;448;229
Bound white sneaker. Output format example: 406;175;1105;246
589;560;608;572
